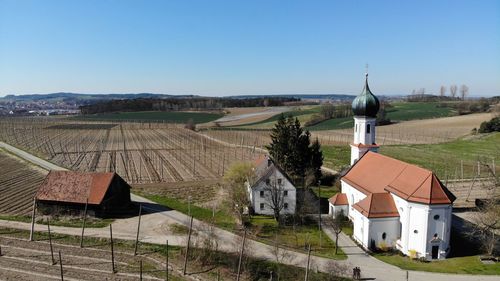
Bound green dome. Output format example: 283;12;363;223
352;74;380;117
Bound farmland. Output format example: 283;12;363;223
75;111;223;124
228;102;457;130
0;118;263;184
0;149;47;215
322;132;500;179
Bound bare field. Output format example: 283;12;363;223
132;179;223;204
0;118;264;184
0;149;47;215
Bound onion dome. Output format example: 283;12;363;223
352;73;380;117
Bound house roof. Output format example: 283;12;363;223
343;152;455;205
353;193;400;218
251;156;294;189
36;171;117;205
329;193;348;206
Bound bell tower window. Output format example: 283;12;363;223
367;124;371;133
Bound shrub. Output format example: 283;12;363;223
408;249;418;259
478;117;500;133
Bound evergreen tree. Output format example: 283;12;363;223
267;115;322;186
310;138;323;183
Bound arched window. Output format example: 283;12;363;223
382;232;387;240
433;215;440;220
367;124;371;133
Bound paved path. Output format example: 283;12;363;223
1;141;499;280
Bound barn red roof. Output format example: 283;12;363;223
353;193;400;218
36;171;116;205
343;152;455;205
329;193;349;205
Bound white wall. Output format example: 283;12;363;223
340;180;367;219
249;169;296;216
391;193;452;259
328;203;348;217
353;117;376;145
368;217;400;249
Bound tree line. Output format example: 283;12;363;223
79;97;299;114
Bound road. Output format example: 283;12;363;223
0;141;499;280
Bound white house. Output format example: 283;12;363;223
247;156;297;216
329;74;456;260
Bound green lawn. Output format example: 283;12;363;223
385;102;455;121
310;185;339;199
250;215;347;260
75;111;223;124
323;132;500;178
138;193;235;230
374;254;500;275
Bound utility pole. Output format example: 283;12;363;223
304;244;311;281
183;216;193;275
236;228;247;281
80;199;88;248
134;204;143;255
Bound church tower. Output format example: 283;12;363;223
350;73;380;164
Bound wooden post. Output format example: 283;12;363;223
478;161;481;176
236;228;247;281
183;216;193;275
80;199;88;248
139;260;143;281
0;245;2;256
134;204;143;255
165;239;169;281
47;218;55;265
110;224;116;273
29;198;36;241
58;250;64;281
304;244;311;281
461;160;464;179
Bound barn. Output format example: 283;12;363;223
35;171;132;217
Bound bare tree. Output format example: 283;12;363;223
468;200;499;256
460;84;469;100
450;85;458;98
264;173;287;224
325;212;346;255
271;232;292;280
440;85;446;97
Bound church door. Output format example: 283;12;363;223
432;246;439;259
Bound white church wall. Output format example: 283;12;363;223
328;203;348;217
368;217;400;250
352;208;369;247
390;193;452;259
340;180;367;219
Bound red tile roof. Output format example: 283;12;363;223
343;152;455;205
36;171;116;205
353;193;400;218
329;193;349;205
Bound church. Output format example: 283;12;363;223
328;74;456;260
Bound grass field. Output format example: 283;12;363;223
249;215;347;260
75;111;223;124
374;254;500;275
384;102;455;121
322;132;500;178
228;102;457;131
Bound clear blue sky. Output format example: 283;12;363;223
1;0;499;97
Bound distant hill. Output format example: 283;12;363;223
0;92;193;103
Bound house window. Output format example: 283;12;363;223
434;215;440;220
277;178;282;185
260;190;264;197
266;179;270;185
284;190;288;196
382;232;387;240
367;124;371;133
260;203;265;210
284;203;289;209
